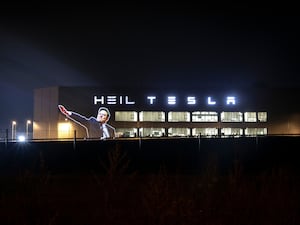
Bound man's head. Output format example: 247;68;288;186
97;107;110;123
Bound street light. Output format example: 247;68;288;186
11;121;16;140
26;120;31;139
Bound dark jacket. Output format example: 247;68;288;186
68;112;116;139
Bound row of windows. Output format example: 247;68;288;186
57;122;267;139
116;127;267;138
115;111;267;122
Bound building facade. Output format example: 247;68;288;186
33;86;300;140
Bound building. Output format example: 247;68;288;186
33;86;300;140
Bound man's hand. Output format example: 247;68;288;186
58;104;71;116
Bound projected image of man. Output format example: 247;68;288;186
58;105;116;139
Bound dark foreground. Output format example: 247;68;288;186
0;136;300;224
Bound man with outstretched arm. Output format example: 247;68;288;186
58;105;116;139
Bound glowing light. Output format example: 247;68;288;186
18;135;26;142
168;96;176;105
11;121;17;140
58;122;72;138
147;96;156;104
187;96;196;105
226;96;236;105
207;97;216;105
26;120;31;139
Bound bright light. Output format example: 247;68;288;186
226;96;236;105
12;121;17;140
26;119;32;139
18;135;26;142
168;96;176;105
58;122;72;138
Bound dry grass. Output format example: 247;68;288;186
0;146;299;225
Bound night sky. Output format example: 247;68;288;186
0;4;299;130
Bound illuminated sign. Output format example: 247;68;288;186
226;96;236;105
94;96;135;105
168;96;176;105
94;95;236;106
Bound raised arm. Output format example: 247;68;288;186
58;104;71;116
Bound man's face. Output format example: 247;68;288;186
97;110;109;123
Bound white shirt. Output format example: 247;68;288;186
102;124;109;138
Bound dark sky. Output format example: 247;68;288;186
0;4;299;130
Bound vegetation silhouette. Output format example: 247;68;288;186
0;143;300;225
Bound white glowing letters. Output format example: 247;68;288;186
94;95;236;106
168;96;176;105
226;96;236;105
147;96;236;106
187;96;196;105
94;96;135;105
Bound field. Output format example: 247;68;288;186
0;137;300;224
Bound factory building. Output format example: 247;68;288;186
32;86;300;140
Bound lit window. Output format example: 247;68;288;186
221;128;243;136
115;128;138;138
115;111;138;121
168;128;190;137
221;112;243;122
257;112;267;122
139;111;165;122
139;128;165;137
244;112;257;122
168;112;190;122
245;128;267;136
192;128;218;136
192;111;218;122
